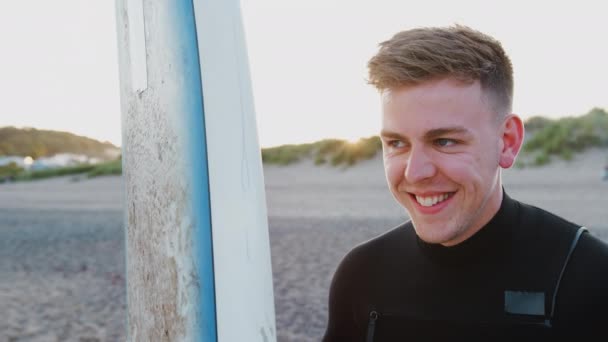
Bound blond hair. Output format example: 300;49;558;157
368;25;513;115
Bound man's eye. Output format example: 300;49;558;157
388;140;405;148
435;138;456;147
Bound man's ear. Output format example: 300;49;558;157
499;114;524;168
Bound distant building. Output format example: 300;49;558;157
0;153;105;172
30;153;101;171
0;156;27;168
104;148;121;159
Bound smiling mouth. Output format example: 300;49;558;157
410;192;456;207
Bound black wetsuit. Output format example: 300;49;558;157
323;193;608;341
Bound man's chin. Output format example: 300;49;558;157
412;220;464;244
412;223;445;243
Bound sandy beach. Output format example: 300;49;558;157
1;148;607;341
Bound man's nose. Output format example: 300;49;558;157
404;147;436;183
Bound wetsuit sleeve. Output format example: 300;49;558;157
323;248;364;342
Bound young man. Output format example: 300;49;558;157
323;25;608;341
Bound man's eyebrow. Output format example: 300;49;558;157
380;126;472;140
379;130;405;140
424;126;472;140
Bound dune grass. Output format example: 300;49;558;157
86;158;122;178
262;136;382;167
0;162;24;181
519;108;608;167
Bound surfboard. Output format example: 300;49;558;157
115;0;276;341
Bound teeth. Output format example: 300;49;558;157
415;193;450;207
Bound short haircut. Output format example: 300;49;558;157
368;25;514;115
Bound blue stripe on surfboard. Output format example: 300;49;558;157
174;1;217;340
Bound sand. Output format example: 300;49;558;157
1;148;607;341
0;177;125;342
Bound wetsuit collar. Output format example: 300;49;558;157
416;190;519;266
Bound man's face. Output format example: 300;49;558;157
381;78;505;246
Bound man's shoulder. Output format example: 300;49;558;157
515;199;580;233
513;196;608;262
511;199;587;252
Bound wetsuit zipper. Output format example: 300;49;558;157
366;310;378;342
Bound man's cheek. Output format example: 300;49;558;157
445;164;482;185
384;161;403;186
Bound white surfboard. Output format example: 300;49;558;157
115;0;276;341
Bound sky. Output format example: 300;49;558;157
1;0;606;148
